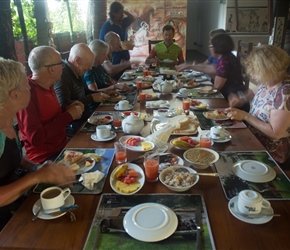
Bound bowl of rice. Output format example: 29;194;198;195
183;148;219;169
159;166;199;192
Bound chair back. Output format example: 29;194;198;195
237;40;253;90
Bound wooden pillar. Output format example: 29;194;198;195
269;0;290;47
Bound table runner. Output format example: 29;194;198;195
194;111;247;130
33;148;115;194
214;150;290;200
189;89;224;99
84;194;215;250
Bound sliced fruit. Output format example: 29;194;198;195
116;181;141;193
141;142;152;150
172;140;191;148
114;164;128;178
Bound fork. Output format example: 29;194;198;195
92;207;105;250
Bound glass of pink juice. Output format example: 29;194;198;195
143;152;159;182
113;112;122;129
183;98;190;115
114;142;127;164
200;134;212;148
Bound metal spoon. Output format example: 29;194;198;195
175;168;219;177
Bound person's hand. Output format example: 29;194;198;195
67;101;84;110
228;93;246;108
225;107;248;121
66;104;84;120
176;64;191;72
104;89;118;96
114;83;131;92
92;92;109;103
36;163;75;186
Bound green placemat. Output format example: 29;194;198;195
84;194;215;250
215;150;290;200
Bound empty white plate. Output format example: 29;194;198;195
232;160;276;183
123;203;178;242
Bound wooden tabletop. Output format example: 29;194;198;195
1;88;290;249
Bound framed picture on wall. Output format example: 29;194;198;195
226;7;268;33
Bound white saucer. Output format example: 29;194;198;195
114;104;133;111
228;196;274;224
91;131;116;142
206;131;231;143
32;195;75;220
123;203;178;242
232;160;276;183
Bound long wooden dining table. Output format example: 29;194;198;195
1;85;290;250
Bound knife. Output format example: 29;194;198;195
44;205;79;214
128;155;145;163
32;206;42;221
195;207;203;250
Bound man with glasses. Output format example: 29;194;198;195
54;43;109;137
16;46;84;163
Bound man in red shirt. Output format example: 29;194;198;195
16;46;84;163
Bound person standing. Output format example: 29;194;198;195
16;46;84;163
99;2;135;66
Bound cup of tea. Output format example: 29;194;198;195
113;112;122;129
139;92;146;103
123;72;132;79
114;142;127;164
118;100;129;110
143;152;159;182
238;190;271;214
210;126;225;139
96;125;111;139
40;187;71;210
179;88;189;97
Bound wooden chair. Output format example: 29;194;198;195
148;39;175;53
237;40;253;90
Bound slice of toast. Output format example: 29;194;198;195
63;150;83;164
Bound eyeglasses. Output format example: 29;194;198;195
44;61;65;68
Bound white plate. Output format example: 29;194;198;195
91;131;116;142
183;82;200;88
228;196;274;224
191;103;209;110
146;100;170;109
123;203;178;242
158;153;184;172
170;136;213;150
110;163;145;195
195;75;209;82
198;88;218;94
121;76;136;81
114;104;133;111
74;157;96;175
232;160;276;183
119;135;155;152
191;71;203;77
151;121;198;136
206;131;231;143
32;195;75;220
203;111;229;121
87;115;113;125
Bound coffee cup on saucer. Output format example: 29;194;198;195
40;187;71;210
237;190;271;214
96;124;111;139
118;100;129;110
210;126;225;139
178;88;189;97
123;72;132;79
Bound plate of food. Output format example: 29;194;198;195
110;163;145;195
197;86;217;94
135;76;155;83
119;136;155;152
158;153;184;172
183;80;199;88
59;149;101;175
203;110;229;121
195;75;209;82
121;75;136;81
107;93;123;102
87;114;113;125
190;100;209;110
171;136;213;150
146;100;170;109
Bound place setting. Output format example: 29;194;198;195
206;126;232;143
114;100;133;111
91;124;117;142
121;72;136;81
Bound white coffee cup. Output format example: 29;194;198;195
40;187;71;210
210;126;225;139
179;88;189;97
118;100;129;110
238;190;271;214
96;124;111;139
123;72;132;79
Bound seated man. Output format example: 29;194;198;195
54;43;109;137
103;31;139;80
16;46;84;163
145;24;185;69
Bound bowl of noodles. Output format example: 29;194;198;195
183;148;219;169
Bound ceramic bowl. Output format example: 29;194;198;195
183;148;219;169
159;165;199;192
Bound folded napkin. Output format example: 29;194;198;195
82;170;104;190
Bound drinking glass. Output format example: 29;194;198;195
200;134;212;148
139;92;146;103
143;152;159;182
113;112;122;129
114;142;127;164
136;81;143;91
182;98;190;115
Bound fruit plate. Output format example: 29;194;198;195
87;114;113;125
159;153;184;172
119;135;155;152
110;163;145;195
170;136;213;150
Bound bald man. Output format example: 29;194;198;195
16;46;84;162
54;43;109;137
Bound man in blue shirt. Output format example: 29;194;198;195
99;2;135;65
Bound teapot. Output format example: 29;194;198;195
153;80;173;94
122;113;144;134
